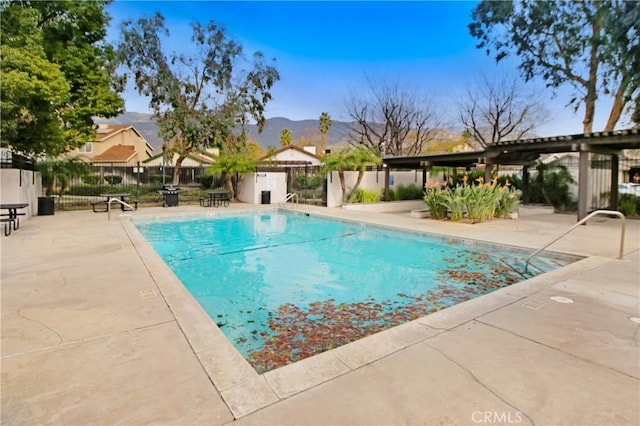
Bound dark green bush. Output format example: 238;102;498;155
105;175;123;185
83;175;100;185
395;184;423;200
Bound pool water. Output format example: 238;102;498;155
134;211;579;373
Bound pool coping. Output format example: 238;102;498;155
121;208;611;419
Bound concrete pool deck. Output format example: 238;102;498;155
1;204;638;425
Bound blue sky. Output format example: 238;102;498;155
105;1;615;137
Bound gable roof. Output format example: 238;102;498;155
94;124;154;152
261;145;322;161
92;145;136;163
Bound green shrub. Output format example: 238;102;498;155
104;175;123;185
423;183;448;219
349;188;381;203
295;173;324;190
395;184;423;200
619;196;638;216
424;178;519;222
83;175;100;185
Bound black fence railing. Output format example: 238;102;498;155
0;149;36;171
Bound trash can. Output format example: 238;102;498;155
38;196;55;215
261;190;271;205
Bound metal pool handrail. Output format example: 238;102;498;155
524;210;625;271
107;198;137;221
280;192;299;208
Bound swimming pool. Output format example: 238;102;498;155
134;211;580;373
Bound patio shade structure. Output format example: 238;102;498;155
382;128;640;221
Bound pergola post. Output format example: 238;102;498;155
610;154;619;211
578;149;589;221
484;164;494;183
384;165;390;202
522;165;530;204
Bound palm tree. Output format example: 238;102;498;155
279;128;293;147
37;157;90;199
323;146;381;204
319;112;332;149
208;152;257;200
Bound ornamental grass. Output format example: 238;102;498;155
423;176;520;222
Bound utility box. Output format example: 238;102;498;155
38;196;54;215
261;190;271;205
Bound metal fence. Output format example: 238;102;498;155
0;149;36;171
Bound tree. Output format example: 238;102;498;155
37;157;90;199
459;74;548;148
319;112;332;149
469;0;639;133
1;0;123;156
346;79;440;156
279;128;293;147
322;146;381;204
117;12;279;185
208;151;257;199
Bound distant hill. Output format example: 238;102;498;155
95;112;353;152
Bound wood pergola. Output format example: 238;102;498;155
382;128;640;220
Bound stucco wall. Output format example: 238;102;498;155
326;170;427;207
237;172;287;204
0;169;42;218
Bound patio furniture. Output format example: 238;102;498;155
0;203;28;230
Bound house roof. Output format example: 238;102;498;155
384;128;640;169
142;150;216;165
261;145;322;161
94;124;154;152
92;145;136;163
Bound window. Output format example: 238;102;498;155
78;143;93;153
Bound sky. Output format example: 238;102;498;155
105;0;619;138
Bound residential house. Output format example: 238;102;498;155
75;124;154;166
261;145;322;167
142;148;218;185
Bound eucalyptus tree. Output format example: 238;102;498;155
345;79;440;156
469;0;639;133
117;12;279;184
322;146;381;204
1;0;123;155
279;128;293;147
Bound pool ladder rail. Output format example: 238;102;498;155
524;210;626;272
107;198;138;221
280;192;299;209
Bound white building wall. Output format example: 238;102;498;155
0;169;42;218
326;170;426;207
237;172;287;204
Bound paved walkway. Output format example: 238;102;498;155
1;205;638;425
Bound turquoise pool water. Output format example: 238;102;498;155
134;211;579;373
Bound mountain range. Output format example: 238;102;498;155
95;112;353;153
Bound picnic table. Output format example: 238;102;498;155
1;203;29;235
92;193;135;212
200;190;230;207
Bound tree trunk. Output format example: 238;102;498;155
224;172;235;199
172;155;186;185
604;82;628;131
347;169;365;201
338;171;346;204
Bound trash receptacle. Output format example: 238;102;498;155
38;196;55;215
261;190;271;205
